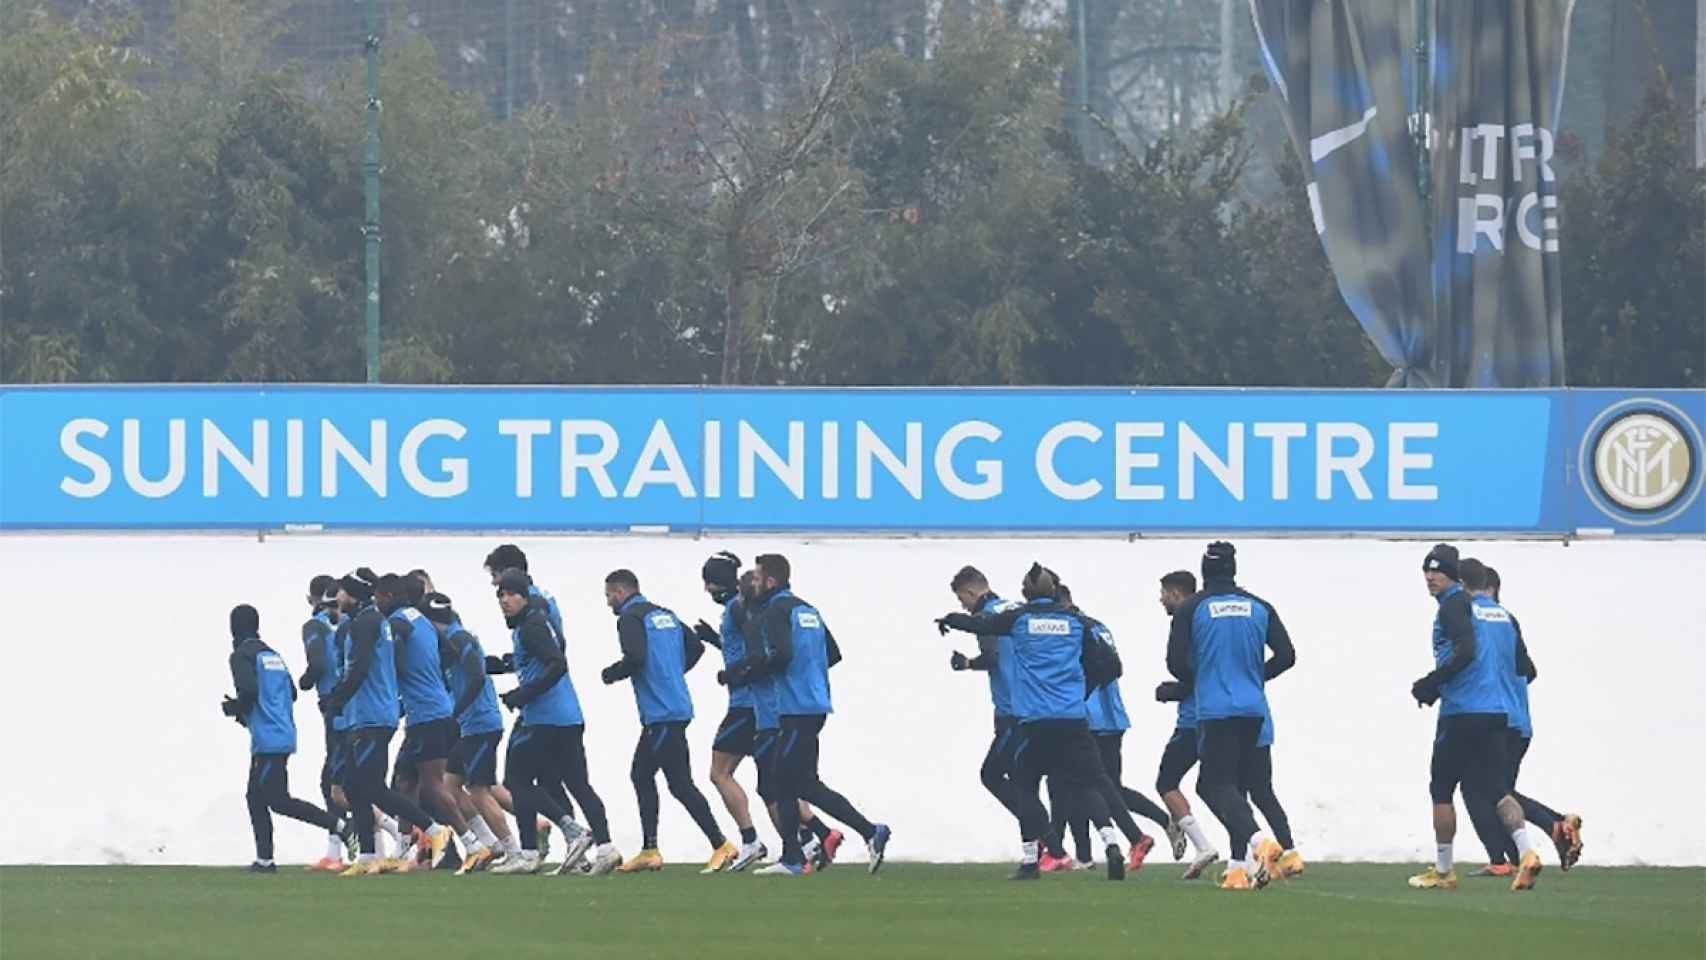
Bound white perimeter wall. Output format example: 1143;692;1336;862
1;534;1702;866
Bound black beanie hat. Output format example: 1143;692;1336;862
422;592;457;625
701;551;741;591
230;604;260;640
1202;541;1237;581
496;568;532;597
1423;543;1460;581
339;568;376;602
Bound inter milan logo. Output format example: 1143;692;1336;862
1595;413;1690;511
1580;399;1704;526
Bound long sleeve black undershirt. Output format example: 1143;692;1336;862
603;613;648;678
449;632;485;719
299;620;329;690
229;644;260;715
1423;591;1477;687
940;606;1025;639
508;617;566;706
754;601;795;677
824;627;842;669
966;633;998;671
324;609;381;710
1261;603;1296;680
1510;613;1537;681
1166;596;1199;684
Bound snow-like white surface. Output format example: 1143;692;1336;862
1;534;1700;866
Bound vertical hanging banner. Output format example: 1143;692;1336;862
1250;0;1438;386
1429;0;1574;387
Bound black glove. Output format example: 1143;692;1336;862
950;651;970;671
500;688;524;711
485;653;514;675
1155;681;1186;703
318;696;343;717
600;664;623;685
297;672;314;692
715;668;730;687
221;696;242;717
1411;676;1441;706
692;620;722;649
934;618;951;636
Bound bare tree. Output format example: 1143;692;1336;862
680;37;859;384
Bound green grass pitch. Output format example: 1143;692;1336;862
2;863;1701;959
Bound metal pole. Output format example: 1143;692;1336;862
1696;0;1704;166
504;0;515;120
1414;0;1431;208
1075;0;1090;154
1218;0;1234;109
363;0;382;383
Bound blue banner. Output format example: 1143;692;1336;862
1;386;1701;535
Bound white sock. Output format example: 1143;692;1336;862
358;852;378;864
504;835;522;856
1510;826;1535;858
1436;843;1453;874
1098;825;1122;849
596;842;616;858
1021;840;1040;864
471;816;500;849
559;817;585;838
1179;815;1213;854
256;858;274;866
461;830;481;851
377;814;403;851
325;836;345;860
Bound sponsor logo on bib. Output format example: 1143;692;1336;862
1208;600;1252;618
1472;605;1511;623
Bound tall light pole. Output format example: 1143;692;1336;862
1218;0;1234;109
1075;0;1091;156
1696;0;1703;166
363;0;382;383
504;0;516;119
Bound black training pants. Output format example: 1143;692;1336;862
247;754;339;861
772;715;877;866
631;721;725;850
981;717;1024;826
1054;732;1168;857
1011;719;1112;846
1195;716;1265;861
1238;745;1294;850
345;728;437;855
1466;730;1562;864
505;722;610;851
